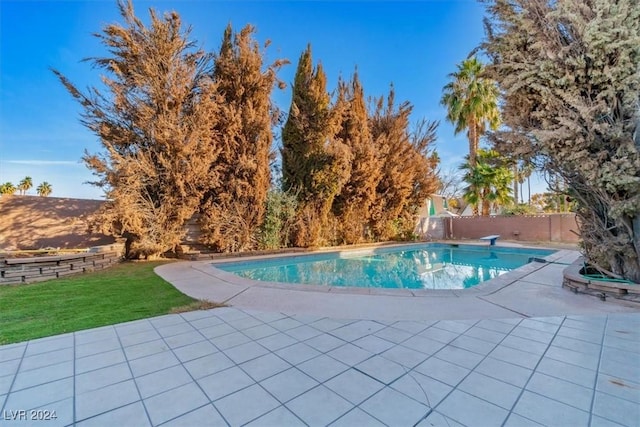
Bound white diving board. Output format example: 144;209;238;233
480;235;500;246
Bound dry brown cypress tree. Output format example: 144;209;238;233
281;45;351;247
199;24;287;252
53;0;220;259
369;87;439;240
332;72;382;244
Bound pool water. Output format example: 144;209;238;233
216;244;556;290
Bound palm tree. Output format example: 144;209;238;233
441;57;500;170
0;182;16;195
17;176;33;195
460;149;513;216
36;182;52;197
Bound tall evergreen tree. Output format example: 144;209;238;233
482;0;640;282
200;24;287;252
281;45;351;246
370;87;439;240
54;0;221;259
332;72;382;244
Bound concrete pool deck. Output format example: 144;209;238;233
1;244;639;426
154;246;639;321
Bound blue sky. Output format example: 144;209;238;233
0;0;545;200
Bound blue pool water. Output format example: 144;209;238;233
216;244;556;290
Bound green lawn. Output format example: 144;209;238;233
0;261;211;345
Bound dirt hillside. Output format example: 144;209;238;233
0;195;115;250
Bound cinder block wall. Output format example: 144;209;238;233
0;244;124;285
449;214;579;242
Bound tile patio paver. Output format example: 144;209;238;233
592;390;640;427
285;385;353;426
197;366;255;401
0;375;13;397
512;390;590;426
10;361;73;392
213;384;280;426
23;336;72;357
260;368;319;403
490;344;543;369
327;343;373;366
128;351;180;377
354;355;407;385
296;354;349;383
596;373;640;404
304;333;345;353
75;362;132;394
535;357;597;389
172;339;217;363
256;332;298;352
160;404;226;427
360;387;430;426
75;348;127;374
4;380;72;418
75;337;121;358
417;411;465;427
390;370;452;408
75;379;140;422
414;356;470;387
458;371;522;410
330;407;386;427
182;351;234;379
240;352;292;382
75;401;150;427
475;357;533;388
437;389;509;426
143;382;209;426
503;413;545;427
1;307;638;426
374;326;414;344
324;368;385;405
245;405;306;427
19;347;73;372
135;365;193;399
222;340;268;364
274;342;321;365
380;344;429;369
433;344;484;369
525;372;594;411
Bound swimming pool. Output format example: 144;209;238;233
216;244;556;290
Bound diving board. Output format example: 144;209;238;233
480;235;500;246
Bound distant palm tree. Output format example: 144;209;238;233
441;57;500;216
36;182;52;197
460;150;513;216
17;176;33;195
0;182;17;195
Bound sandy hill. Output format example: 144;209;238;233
0;195;115;250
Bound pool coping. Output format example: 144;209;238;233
192;241;573;298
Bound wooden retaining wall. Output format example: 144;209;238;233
0;244;124;285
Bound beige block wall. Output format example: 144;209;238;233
449;214;579;242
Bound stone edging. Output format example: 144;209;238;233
0;243;124;285
563;257;640;302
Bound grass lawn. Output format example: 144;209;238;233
0;261;214;345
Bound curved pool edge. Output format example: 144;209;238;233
155;246;640;321
189;243;574;298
